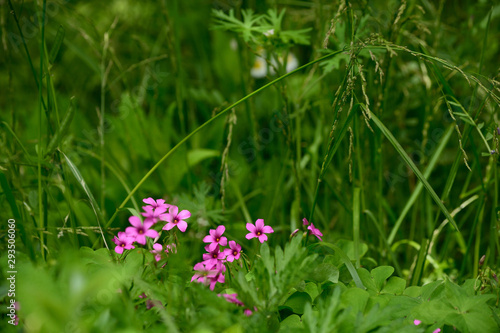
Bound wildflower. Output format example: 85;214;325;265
269;53;299;75
263;28;274;37
413;319;421;325
250;56;267;78
112;231;136;254
244;307;258;316
150;243;163;262
141;205;168;224
203;225;228;251
433;329;441;333
220;293;244;307
223;241;242;262
302;218;309;225
165;243;177;254
125;216;159;245
143;197;170;210
246;219;274;243
161;205;190;232
208;261;226;290
290;228;300;238
203;244;226;266
307;223;323;241
191;262;218;284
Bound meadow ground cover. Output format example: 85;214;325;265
1;0;500;332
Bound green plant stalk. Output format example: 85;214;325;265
105;49;346;229
37;0;47;260
100;33;109;217
353;187;361;268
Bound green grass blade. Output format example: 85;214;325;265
387;124;454;244
45;97;75;157
369;111;466;252
353;187;361;268
60;150;110;252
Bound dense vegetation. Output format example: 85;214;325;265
1;0;499;332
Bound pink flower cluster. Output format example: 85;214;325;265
112;197;190;256
191;225;242;290
191;219;274;290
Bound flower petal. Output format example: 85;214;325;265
255;219;264;229
262;226;274;234
177;221;188;232
246;232;255;240
258;234;268;243
162;223;174;231
246;223;256;233
129;216;142;227
215;225;225;236
177;209;191;220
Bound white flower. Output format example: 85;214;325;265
250;56;267;78
269;52;299;75
264;29;274;37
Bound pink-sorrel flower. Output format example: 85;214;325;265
191;262;218;284
433;329;441;333
302;218;309;226
125;216;159;245
307;223;323;241
244;307;258;316
112;231;136;254
150;243;163;262
223;241;241;262
203;244;226;266
165;243;177;254
203;225;228;252
413;319;421;326
161;205;190;232
246;219;274;243
208;261;226;290
143;197;170;210
141;205;168;224
220;293;244;307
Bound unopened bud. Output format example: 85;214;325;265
479;255;486;266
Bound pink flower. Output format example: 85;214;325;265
244;307;258;316
307;223;323;241
433;329;441;333
223;241;241;262
208;261;226;290
161;205;190;232
112;231;136;254
191;262;218;284
165;243;177;254
141;205;168;224
302;218;309;226
413;319;421;326
203;244;226;266
290;229;300;238
220;293;244;306
203;225;228;251
150;243;163;262
125;216;159;245
246;219;274;243
143;197;170;210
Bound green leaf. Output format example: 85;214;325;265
311;263;339;284
187;148;220;167
381;277;406;295
279;314;303;331
340;288;370;314
283;291;312;314
371;266;394;291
